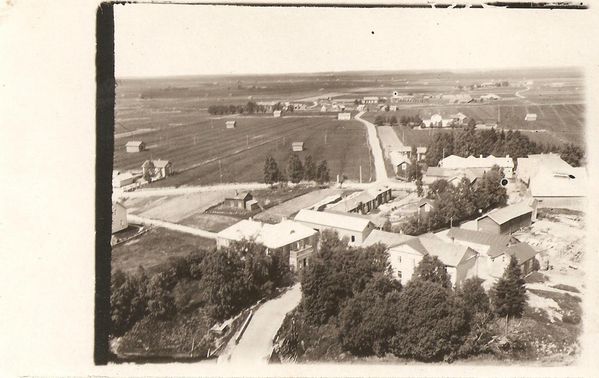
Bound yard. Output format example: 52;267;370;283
111;227;216;275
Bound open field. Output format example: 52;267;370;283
112;227;216;275
178;213;240;232
115;113;373;186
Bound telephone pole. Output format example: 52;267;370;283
219;159;222;184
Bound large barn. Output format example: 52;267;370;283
294;209;376;244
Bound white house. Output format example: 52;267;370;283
294;209;375;244
273;110;282;117
388;234;479;287
225;120;237;129
216;219;318;271
422;114;453;128
363;96;379;104
292;141;304;152
112;201;128;234
112;172;142;188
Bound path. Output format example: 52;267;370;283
355;112;388;183
114;182;270;199
220;284;302;365
515;86;530;99
127;214;218;239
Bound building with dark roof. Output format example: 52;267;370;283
477;200;536;235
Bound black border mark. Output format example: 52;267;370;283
95;1;115;366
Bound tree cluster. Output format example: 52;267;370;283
207;101;284;115
264;154;330;186
399;115;423;127
400;166;507;235
110;241;292;337
424;126;584;167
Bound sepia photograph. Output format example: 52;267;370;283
104;2;590;368
3;1;599;377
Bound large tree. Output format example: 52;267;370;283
303;155;317;181
287;153;304;184
411;254;452;289
263;154;281;186
490;255;527;319
316;160;330;184
560;143;584;167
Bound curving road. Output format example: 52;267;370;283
355;111;388;183
220;284;302;365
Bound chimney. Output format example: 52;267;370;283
479;154;483;158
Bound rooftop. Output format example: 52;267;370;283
440;154;514;169
126;141;144;146
505;242;537;264
362;230;413;248
217;219;316;250
447;227;517;258
396;234;474;267
294;209;373;232
478;200;534;226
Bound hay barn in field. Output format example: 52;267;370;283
125;140;145;153
292;142;304;152
225;120;237;129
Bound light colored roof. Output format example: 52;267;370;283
478;201;533;226
114;172;141;181
294;209;373;233
362;230;414;248
516;153;572;184
292;141;304;146
447;227;517;258
440;154;513;170
505;243;537;264
126;141;143;146
389;151;411;167
227;191;251;200
530;165;587;198
225;120;236;124
416;146;427;153
153;159;171;168
418;235;475;267
363;96;379;100
217;219;316;250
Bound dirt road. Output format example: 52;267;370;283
355;112;388;183
220;284;302;364
127;214;218;239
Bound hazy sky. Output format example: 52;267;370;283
115;4;594;77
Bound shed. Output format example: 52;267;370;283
223;191;254;210
225;120;237;129
524;113;537;121
337;112;351;120
125;141;145;153
477;201;534;235
273;110;282;118
292;142;304;152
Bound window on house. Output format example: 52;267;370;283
351;235;355;242
397;271;402;280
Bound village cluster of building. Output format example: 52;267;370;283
112;159;174;190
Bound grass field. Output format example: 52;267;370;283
115;115;373;186
112;228;216;275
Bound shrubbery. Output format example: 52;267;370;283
400;166;507;235
110;241;293;338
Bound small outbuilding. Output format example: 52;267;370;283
225;120;237;129
524;113;537;121
273;110;282;118
125;141;145;153
477;200;535;235
337;112;351;120
292;141;304;152
223;191;254;210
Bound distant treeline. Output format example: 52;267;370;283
207;101;287;115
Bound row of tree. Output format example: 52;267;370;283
207;101;288;115
110;241;292;337
264;154;330;186
424;126;584;167
275;231;528;362
399;166;507;235
374;115;398;126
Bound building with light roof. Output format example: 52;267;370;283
439;154;514;178
294;209;375;244
477;200;537;235
216;219;318;271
